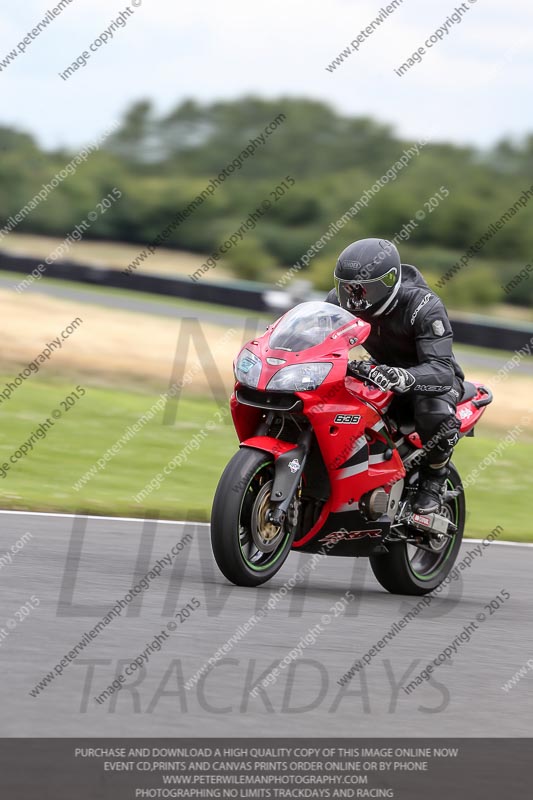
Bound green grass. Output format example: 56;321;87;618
0;376;235;520
0;375;531;541
452;434;532;542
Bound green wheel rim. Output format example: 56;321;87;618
238;461;292;572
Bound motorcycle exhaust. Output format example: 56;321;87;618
407;511;456;537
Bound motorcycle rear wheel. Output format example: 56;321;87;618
369;462;465;595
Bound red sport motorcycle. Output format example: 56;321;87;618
211;301;492;595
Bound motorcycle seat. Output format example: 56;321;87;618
396;382;479;437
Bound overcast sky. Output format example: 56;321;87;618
1;0;532;150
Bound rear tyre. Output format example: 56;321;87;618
369;462;465;595
211;447;295;586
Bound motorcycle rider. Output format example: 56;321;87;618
326;237;464;514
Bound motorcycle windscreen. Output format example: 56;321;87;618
269;301;355;352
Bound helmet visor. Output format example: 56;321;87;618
334;266;398;309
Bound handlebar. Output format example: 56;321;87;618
346;360;384;390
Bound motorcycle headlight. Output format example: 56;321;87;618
234;349;262;388
266;363;332;392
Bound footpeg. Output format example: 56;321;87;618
444;489;461;501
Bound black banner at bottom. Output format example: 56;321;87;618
0;738;529;800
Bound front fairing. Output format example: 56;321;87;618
234;301;372;392
231;303;405;550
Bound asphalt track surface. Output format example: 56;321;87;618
1;510;532;737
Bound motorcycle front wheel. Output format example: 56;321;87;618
211;447;296;586
369;462;465;595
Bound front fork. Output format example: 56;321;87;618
267;427;313;529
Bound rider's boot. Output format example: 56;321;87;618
412;460;450;514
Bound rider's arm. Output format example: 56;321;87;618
407;296;455;394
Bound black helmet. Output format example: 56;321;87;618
334;238;401;315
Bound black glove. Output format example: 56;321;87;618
347;359;374;380
369;364;415;393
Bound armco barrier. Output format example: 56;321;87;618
0;251;269;312
447;312;533;352
1;250;532;352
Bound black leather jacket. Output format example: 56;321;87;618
326;263;464;395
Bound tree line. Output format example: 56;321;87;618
1;96;533;309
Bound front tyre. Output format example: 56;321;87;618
211;448;295;586
369;462;465;595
